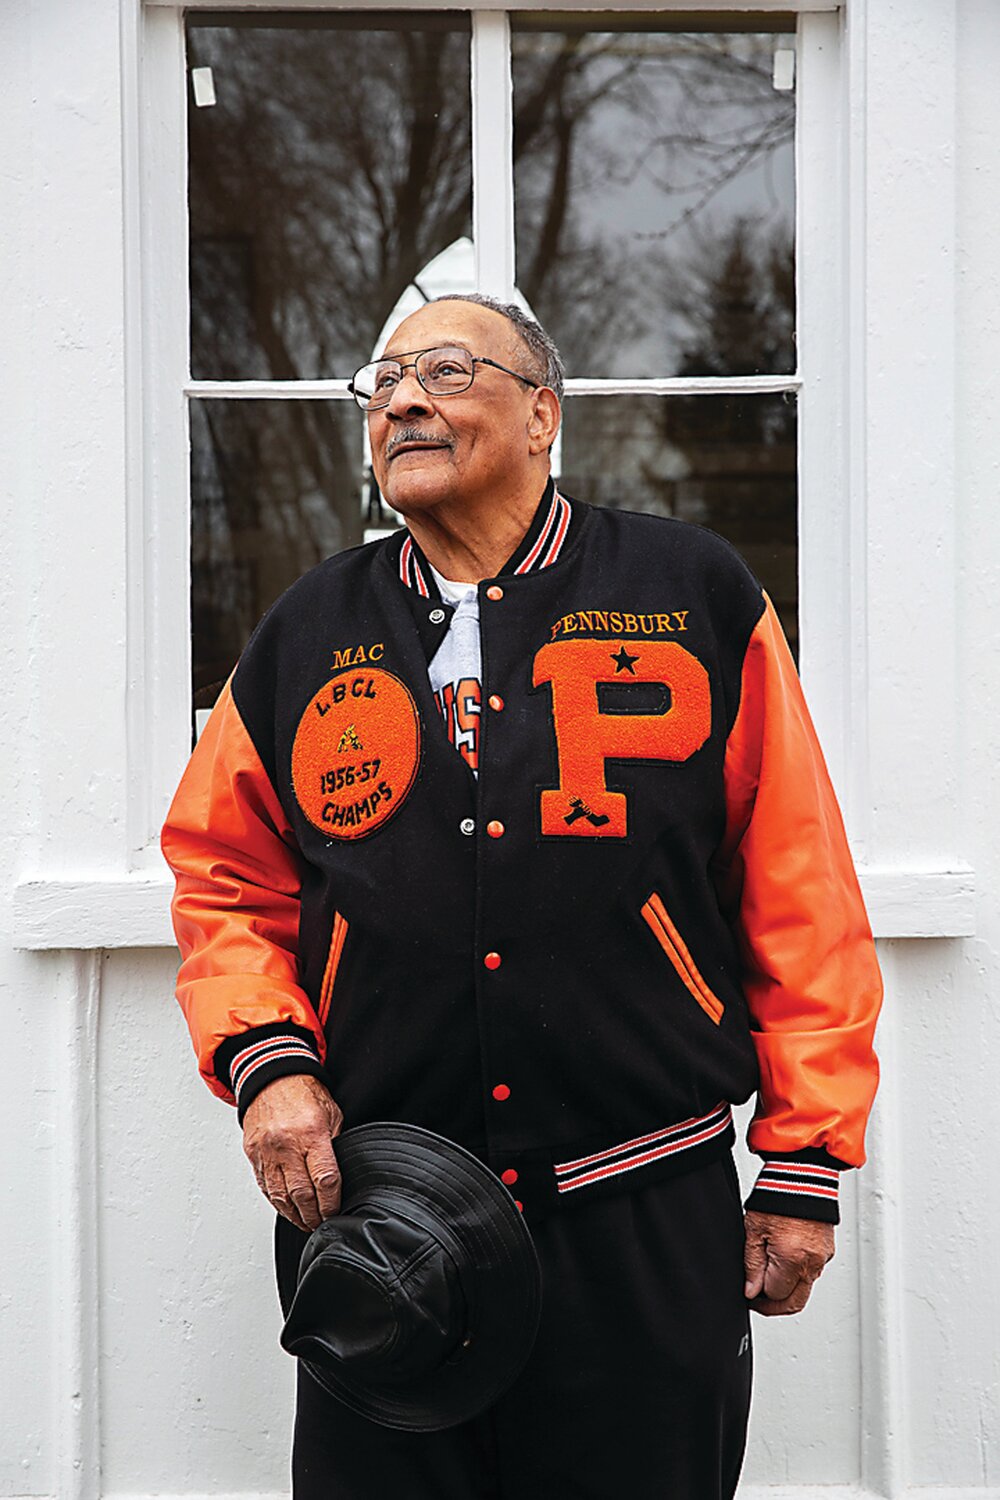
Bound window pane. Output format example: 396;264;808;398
512;22;795;379
187;14;472;381
190;399;396;713
557;393;798;651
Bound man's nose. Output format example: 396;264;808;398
384;369;433;420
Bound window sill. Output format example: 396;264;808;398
11;865;976;950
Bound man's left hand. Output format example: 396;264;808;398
743;1210;835;1316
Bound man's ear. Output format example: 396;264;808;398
527;388;562;455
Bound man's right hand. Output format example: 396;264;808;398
242;1074;344;1233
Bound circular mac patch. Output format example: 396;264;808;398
291;669;421;840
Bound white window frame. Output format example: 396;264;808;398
11;0;973;948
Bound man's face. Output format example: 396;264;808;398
367;302;548;518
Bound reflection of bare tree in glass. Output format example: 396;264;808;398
189;21;475;380
514;33;649;370
664;215;795;378
512;29;794;373
624;38;794;236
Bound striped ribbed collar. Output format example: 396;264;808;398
397;479;572;599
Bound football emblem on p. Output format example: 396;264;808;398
291;669;421;840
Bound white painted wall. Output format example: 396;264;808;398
2;0;999;1496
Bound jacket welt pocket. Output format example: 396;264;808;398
641;892;724;1025
318;911;350;1026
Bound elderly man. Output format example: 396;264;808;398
162;294;882;1498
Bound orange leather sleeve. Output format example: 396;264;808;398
715;597;882;1167
161;678;326;1104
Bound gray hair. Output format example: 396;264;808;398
431;293;565;402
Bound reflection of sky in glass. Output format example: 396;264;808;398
513;30;795;377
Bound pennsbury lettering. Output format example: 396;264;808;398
550;610;689;640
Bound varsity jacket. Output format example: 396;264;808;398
162;482;882;1226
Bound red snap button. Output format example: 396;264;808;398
486;586;504;601
484;951;502;970
487;820;505;839
492;1083;511;1101
501;1168;518;1186
488;694;504;712
515;1200;524;1212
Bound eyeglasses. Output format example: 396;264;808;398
349;345;541;412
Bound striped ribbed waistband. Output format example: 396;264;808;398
553;1102;734;1196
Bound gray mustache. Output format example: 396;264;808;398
387;428;455;459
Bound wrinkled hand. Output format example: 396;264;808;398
743;1210;835;1316
242;1075;344;1233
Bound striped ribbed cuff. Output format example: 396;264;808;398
214;1022;326;1123
745;1152;843;1225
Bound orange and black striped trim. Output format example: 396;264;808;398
642;892;724;1024
318;912;350;1026
398;483;573;600
554;1102;733;1195
745;1155;843;1225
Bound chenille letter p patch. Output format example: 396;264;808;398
533;639;711;837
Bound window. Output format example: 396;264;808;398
10;4;971;950
186;11;800;722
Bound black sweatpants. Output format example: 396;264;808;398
278;1153;752;1500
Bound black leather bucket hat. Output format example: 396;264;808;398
279;1122;543;1432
